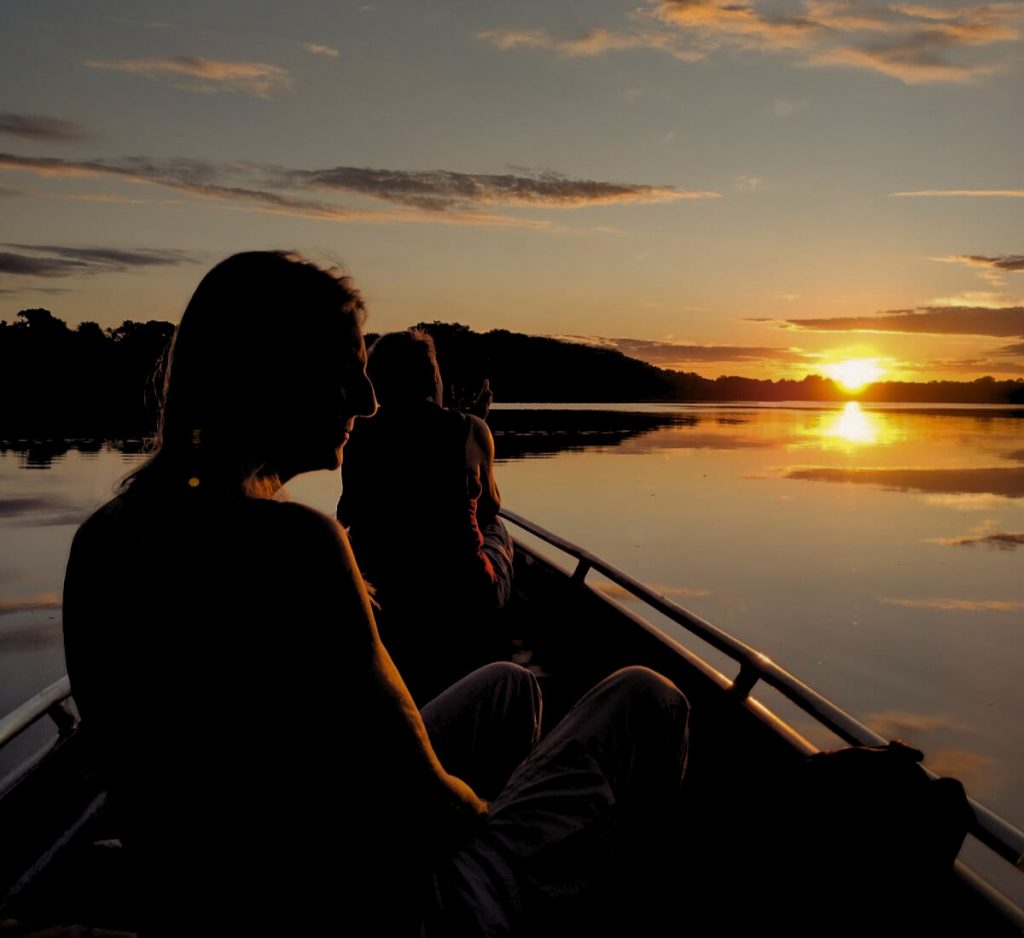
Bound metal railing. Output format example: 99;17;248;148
500;508;1024;877
0;677;76;799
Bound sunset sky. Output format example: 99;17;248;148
2;0;1022;382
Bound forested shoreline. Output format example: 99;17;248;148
2;310;1022;438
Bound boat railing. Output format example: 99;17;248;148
500;508;1024;881
0;677;76;800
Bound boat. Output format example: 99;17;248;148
2;509;1023;933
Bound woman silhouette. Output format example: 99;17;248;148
63;251;688;936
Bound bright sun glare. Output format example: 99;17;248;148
826;358;885;391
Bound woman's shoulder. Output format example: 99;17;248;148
252;498;348;548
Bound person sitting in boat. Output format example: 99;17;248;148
337;327;514;702
62;251;689;936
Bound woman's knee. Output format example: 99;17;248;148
600;666;688;716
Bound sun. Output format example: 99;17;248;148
826;358;885;392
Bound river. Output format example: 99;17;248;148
2;401;1022;893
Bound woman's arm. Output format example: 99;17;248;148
465;413;500;524
279;503;488;827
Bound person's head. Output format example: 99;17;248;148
132;251;376;494
366;328;443;408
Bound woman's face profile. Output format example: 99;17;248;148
280;313;377;479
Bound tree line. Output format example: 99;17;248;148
2;311;1022;438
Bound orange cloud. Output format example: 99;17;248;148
302;42;340;58
85;56;293;98
478;26;707;61
481;0;1023;83
769;305;1024;337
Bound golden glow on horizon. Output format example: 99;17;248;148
826;358;886;391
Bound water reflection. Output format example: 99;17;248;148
786;466;1024;498
491;409;691;460
4;405;1024;842
823;401;879;445
0;439;148;470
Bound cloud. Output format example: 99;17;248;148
42;192;164;205
477;26;705;62
85;56;293;99
785;466;1024;498
944;254;1024;273
932;530;1024;550
481;0;1024;83
302;42;340;58
0;113;88;141
0;244;198;278
555;334;807;367
769;305;1024;338
734;174;761;191
879;596;1024;611
288;165;713;210
904;356;1024;376
892;189;1024;198
934;254;1024;288
0;151;707;229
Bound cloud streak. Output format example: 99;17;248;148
0;151;707;230
946;255;1024;273
303;42;340;58
0;244;198;277
0;113;88;141
284;166;711;210
935;253;1024;288
477;26;705;61
85;56;293;99
554;334;806;366
892;189;1024;198
480;0;1024;83
768;305;1024;338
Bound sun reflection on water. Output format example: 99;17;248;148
826;401;878;444
792;401;902;451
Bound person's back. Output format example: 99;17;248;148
341;399;492;605
338;330;513;700
64;486;427;932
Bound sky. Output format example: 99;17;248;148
1;0;1022;382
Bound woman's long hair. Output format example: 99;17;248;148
125;251;365;496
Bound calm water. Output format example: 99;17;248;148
2;403;1022;882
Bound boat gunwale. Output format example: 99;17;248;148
500;507;1024;880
